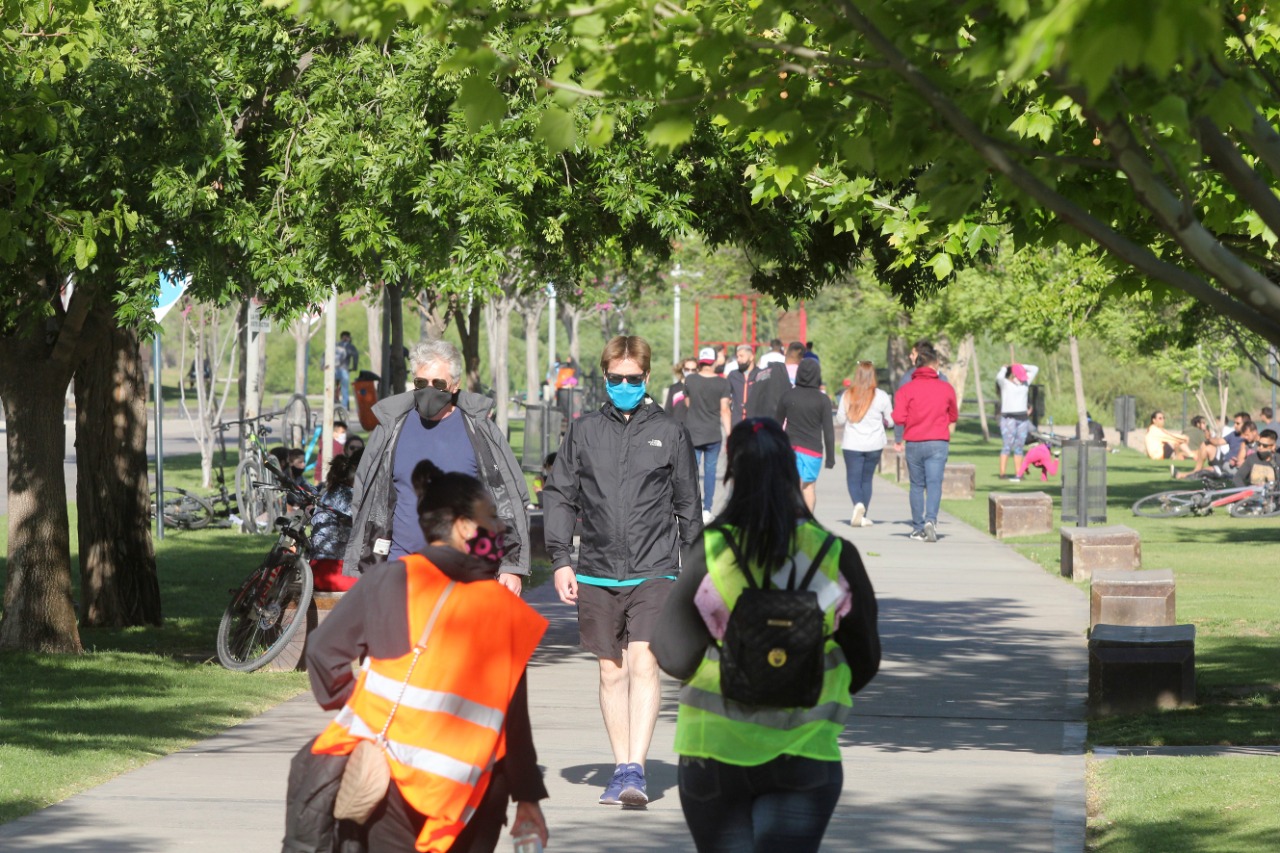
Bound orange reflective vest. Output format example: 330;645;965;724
313;555;547;852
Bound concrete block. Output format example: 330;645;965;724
1060;524;1141;582
942;463;976;499
881;447;901;481
268;590;346;673
1090;569;1176;629
1088;623;1196;715
988;492;1054;538
528;509;550;565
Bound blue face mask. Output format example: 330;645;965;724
606;381;647;411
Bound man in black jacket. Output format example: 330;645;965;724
542;335;702;809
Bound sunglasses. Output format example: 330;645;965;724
413;377;451;391
1260;443;1277;449
606;372;646;386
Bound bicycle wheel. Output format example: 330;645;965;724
216;550;314;671
155;488;214;530
235;457;271;534
1131;490;1203;518
332;404;350;427
1229;494;1280;518
282;393;311;449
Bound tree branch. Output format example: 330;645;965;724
1195;114;1280;240
836;0;1280;345
1224;321;1280;389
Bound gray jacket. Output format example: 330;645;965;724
342;389;530;577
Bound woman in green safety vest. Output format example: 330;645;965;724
653;417;880;853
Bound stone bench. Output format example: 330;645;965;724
880;447;901;481
528;508;550;565
1088;623;1196;716
1090;569;1175;629
1060;524;1141;582
269;589;346;673
988;492;1053;538
941;463;976;499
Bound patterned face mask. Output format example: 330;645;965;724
466;526;506;566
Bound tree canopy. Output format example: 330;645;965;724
282;0;1280;356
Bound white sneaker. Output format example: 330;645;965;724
702;509;713;524
850;503;865;527
859;516;875;527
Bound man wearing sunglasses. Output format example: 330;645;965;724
1234;429;1278;486
543;335;702;809
342;339;531;594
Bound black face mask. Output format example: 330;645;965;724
415;386;456;421
1258;450;1274;461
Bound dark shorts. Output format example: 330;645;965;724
1162;443;1175;459
577;578;674;661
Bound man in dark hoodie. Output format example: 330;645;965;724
892;342;958;543
777;358;836;511
747;340;805;420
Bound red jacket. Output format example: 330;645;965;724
892;366;958;442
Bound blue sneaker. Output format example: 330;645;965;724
599;764;627;805
619;763;648;808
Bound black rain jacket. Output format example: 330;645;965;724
542;398;702;580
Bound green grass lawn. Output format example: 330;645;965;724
0;454;307;824
934;423;1280;852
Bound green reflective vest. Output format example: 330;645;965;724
674;522;853;765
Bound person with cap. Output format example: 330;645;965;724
996;362;1039;480
684;346;733;521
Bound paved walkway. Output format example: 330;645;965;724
0;458;1089;851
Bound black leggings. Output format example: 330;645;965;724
361;768;510;852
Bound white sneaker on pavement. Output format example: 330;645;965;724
702;509;713;524
859;516;875;527
850;503;865;527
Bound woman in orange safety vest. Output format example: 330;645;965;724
306;461;549;852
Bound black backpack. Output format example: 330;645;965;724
711;527;838;709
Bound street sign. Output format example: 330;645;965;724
154;271;190;322
247;301;272;334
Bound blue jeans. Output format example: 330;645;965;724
335;366;351;410
694;442;721;512
905;439;949;529
843;449;879;510
678;754;843;853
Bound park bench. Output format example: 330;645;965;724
988;491;1053;538
1088;623;1196;715
1060;524;1141;582
941;463;976;499
1089;569;1176;630
880;446;902;481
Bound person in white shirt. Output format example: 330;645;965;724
757;338;786;368
996;363;1039;480
836;360;894;527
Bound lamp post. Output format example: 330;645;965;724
671;263;682;365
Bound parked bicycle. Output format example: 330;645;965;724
215;460;348;671
151;421;243;531
1131;479;1278;518
233;414;286;534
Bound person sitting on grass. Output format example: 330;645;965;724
1234;429;1278;486
1173;415;1228;480
1144;411;1193;468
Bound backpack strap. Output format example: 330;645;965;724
797;532;838;592
707;525;764;590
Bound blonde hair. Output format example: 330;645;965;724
844;361;877;423
600;335;652;374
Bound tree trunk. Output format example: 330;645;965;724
521;295;545;403
364;285;383;380
292;319;309;396
74;318;162;628
949;335;972;419
0;372;81;652
387;280;406;394
488;296;514;435
970;337;991;442
886;323;911;385
1068;334;1090;438
560;302;583;367
455;300;484;392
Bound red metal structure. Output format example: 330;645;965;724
693;295;807;354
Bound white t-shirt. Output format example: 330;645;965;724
758;351;786;367
835;388;895;452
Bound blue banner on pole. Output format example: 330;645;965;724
154;271;190;322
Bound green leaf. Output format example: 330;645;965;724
586;113;614;148
647;116;696;149
536;107;577;154
455;76;507;132
929;252;954;280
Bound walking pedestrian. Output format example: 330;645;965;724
342;339;531;594
542;335;702;808
892;339;949;448
334;331;359;410
996;362;1039;480
892;343;958;542
300;461;549;853
652;417;880;853
725;344;758;427
746;341;804;421
777;359;836;511
664;358;697;426
684;347;732;522
836;360;894;527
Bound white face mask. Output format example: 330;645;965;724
334;432;347;445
